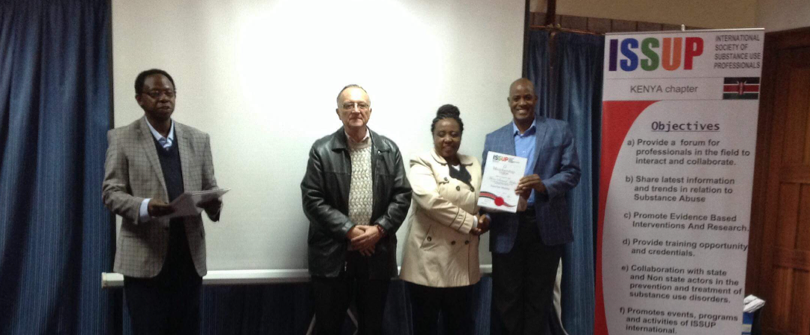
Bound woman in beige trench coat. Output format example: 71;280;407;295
400;104;490;335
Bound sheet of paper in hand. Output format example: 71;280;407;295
477;152;526;213
166;188;230;219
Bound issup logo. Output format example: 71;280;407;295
492;155;515;163
608;37;704;72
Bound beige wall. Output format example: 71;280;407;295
757;0;810;31
532;0;757;29
113;0;526;271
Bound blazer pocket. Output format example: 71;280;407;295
419;223;437;250
119;222;146;238
121;234;149;253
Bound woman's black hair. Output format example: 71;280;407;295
431;104;464;134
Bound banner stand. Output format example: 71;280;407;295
595;28;764;335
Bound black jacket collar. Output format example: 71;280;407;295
328;127;391;153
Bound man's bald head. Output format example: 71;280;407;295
507;78;537;128
336;84;372;135
509;78;535;96
336;84;370;106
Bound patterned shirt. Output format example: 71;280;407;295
347;129;373;226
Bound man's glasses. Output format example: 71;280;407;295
143;90;177;99
342;102;369;111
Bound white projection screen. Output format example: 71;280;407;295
112;0;525;273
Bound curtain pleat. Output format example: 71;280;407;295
0;1;116;334
529;30;604;335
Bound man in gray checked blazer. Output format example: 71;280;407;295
483;78;580;335
103;69;222;335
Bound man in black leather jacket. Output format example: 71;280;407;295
301;84;411;335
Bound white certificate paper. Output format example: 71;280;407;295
166;188;230;219
477;152;527;213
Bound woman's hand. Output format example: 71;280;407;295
471;214;490;236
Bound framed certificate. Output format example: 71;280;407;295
477;152;527;213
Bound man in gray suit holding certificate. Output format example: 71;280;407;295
482;78;580;335
102;69;222;335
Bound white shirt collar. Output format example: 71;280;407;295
145;119;175;146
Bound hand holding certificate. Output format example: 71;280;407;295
477;152;527;213
165;188;229;219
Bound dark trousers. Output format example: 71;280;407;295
311;252;391;335
491;209;564;335
124;222;202;335
408;282;473;335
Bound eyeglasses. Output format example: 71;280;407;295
342;102;369;111
143;90;177;99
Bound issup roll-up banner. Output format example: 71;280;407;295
596;29;764;334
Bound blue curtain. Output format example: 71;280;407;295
125;279;491;334
0;1;116;334
527;31;551;117
528;30;604;335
